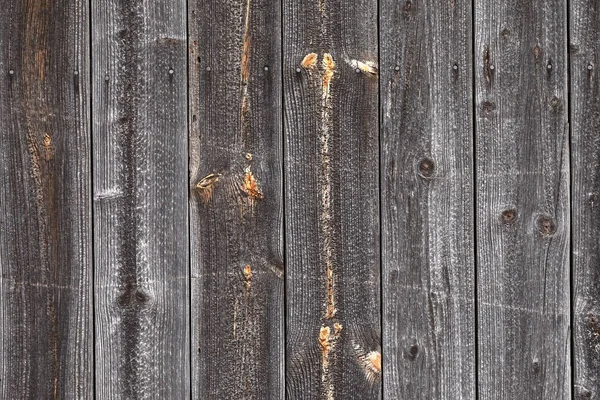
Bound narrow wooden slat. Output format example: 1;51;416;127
380;0;476;398
570;1;600;398
189;0;284;398
0;0;92;398
92;1;189;398
475;0;570;398
283;0;380;398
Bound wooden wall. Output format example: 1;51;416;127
0;0;598;398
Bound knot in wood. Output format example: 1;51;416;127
501;208;517;224
417;158;435;178
536;214;556;236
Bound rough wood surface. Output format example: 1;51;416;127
283;0;381;398
475;0;570;398
189;0;284;398
380;0;476;398
570;1;600;398
0;0;92;398
92;1;189;398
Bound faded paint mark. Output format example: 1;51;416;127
232;298;239;338
319;53;336;320
319;323;342;400
239;0;252;142
43;133;53;160
345;58;378;77
318;0;326;13
241;166;263;201
301;53;318;70
243;264;253;290
196;173;221;203
325;266;336;319
241;0;251;85
322;53;335;98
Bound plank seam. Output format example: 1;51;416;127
89;0;97;397
471;0;479;397
566;0;574;396
186;0;192;396
377;0;383;397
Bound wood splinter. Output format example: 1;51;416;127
196;173;221;203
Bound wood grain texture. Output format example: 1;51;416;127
92;1;189;398
283;0;380;398
0;0;92;398
380;0;476;398
189;0;284;398
475;0;570;398
570;1;600;398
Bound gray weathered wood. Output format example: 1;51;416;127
92;1;189;398
0;0;92;398
570;1;600;398
189;0;284;398
283;0;381;398
475;0;570;398
380;0;476;398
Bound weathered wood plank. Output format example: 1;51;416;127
92;1;189;398
0;1;92;398
380;0;476;398
570;1;600;398
189;0;284;398
475;0;570;398
283;1;380;398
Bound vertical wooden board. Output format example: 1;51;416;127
475;0;570;398
189;0;283;398
571;1;600;398
92;1;189;398
283;0;380;398
380;0;475;398
0;0;92;398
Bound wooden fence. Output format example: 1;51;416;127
0;0;597;398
